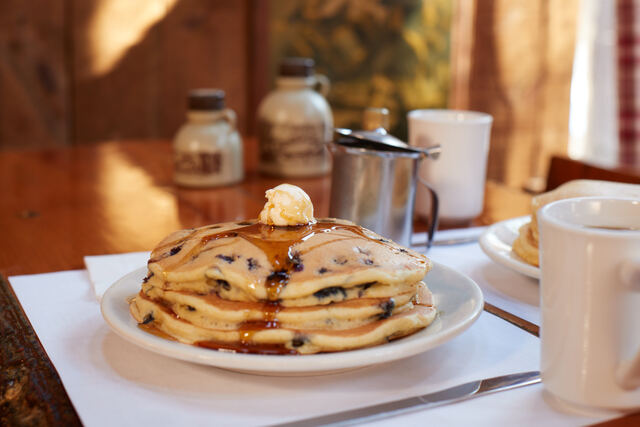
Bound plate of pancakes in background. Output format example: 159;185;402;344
101;217;483;376
478;179;640;281
479;216;540;280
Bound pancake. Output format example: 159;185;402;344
130;214;435;354
145;219;429;301
140;283;418;330
130;281;436;355
145;278;419;308
512;223;539;266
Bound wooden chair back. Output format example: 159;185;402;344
546;156;640;191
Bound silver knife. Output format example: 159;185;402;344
272;371;540;427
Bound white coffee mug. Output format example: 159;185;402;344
408;109;492;223
539;197;640;410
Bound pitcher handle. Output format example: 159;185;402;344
314;74;331;97
416;177;439;250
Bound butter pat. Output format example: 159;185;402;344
259;184;316;226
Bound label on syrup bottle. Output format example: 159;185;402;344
258;120;328;177
175;151;223;176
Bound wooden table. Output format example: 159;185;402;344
0;139;530;277
0;140;633;426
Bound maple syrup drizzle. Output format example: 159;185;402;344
196;339;298;355
138;323;177;341
143;220;424;354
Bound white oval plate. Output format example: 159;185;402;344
478;216;540;279
101;262;483;376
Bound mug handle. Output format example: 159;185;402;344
415;177;439;250
615;257;640;390
314;74;331;97
222;109;237;130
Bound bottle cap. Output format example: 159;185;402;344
279;57;315;77
188;89;225;111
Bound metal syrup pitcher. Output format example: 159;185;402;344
329;127;440;249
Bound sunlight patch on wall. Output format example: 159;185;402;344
87;0;178;76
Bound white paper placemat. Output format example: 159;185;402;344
9;267;613;426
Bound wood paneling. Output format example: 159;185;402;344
2;0;580;184
73;0;249;143
156;1;249;138
72;0;162;142
0;0;69;149
0;0;253;148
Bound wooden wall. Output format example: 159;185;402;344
0;0;256;149
0;0;69;149
2;0;580;191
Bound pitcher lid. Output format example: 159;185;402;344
334;128;440;160
332;130;421;159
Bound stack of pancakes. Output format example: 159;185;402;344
513;179;640;266
129;218;435;354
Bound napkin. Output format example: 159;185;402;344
84;252;149;300
9;269;612;426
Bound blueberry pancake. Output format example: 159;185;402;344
129;185;436;354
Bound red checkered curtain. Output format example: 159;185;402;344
618;0;640;166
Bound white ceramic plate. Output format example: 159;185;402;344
101;262;483;376
478;216;540;279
